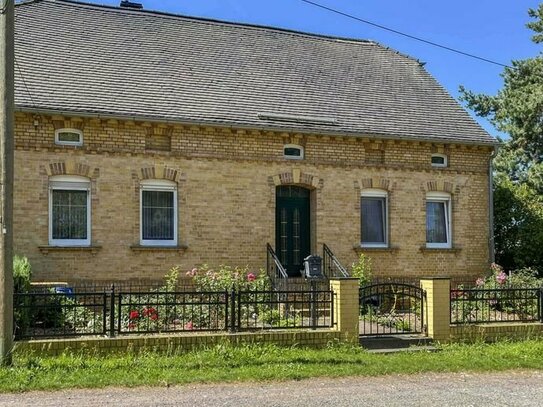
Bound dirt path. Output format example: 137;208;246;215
1;370;541;406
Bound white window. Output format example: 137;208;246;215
49;175;91;246
426;192;452;248
283;144;304;160
140;179;178;246
431;154;447;167
361;189;388;247
55;128;83;146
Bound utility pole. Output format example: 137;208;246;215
0;0;14;366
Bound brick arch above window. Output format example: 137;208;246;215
138;165;180;183
51;117;85;131
422;180;457;194
353;178;393;211
269;169;322;189
45;160;96;179
359;177;392;191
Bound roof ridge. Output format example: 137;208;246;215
16;0;389;48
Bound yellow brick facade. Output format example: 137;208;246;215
13;112;493;284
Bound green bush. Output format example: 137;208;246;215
351;253;372;287
13;255;32;336
13;255;32;293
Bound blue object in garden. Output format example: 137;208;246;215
54;286;74;299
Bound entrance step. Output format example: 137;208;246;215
360;334;435;353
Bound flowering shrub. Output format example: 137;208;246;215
450;263;543;324
189;264;270;292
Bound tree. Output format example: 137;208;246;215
460;4;543;274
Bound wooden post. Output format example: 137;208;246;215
0;0;14;366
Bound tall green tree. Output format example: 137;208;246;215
461;4;543;273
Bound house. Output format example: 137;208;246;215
13;0;497;285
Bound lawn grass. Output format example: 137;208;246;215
1;339;543;392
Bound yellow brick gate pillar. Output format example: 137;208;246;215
329;278;360;344
420;277;451;342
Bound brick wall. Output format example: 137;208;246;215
14;330;342;356
14;112;493;283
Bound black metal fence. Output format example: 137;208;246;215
236;289;334;330
451;287;543;324
14;291;108;338
14;287;334;339
359;283;426;336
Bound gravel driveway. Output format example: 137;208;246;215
1;370;542;407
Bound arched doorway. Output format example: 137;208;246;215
275;185;311;277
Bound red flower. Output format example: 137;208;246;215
128;322;136;330
184;321;194;330
150;313;159;321
143;307;157;317
247;273;256;282
129;310;140;320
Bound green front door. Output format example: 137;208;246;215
276;186;311;277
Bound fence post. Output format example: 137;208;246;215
540;287;543;323
329;278;359;344
109;284;115;338
420;277;451;342
310;280;317;330
229;290;236;333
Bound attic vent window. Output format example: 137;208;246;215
284;144;304;160
55;129;83;146
258;113;338;126
431;154;447;167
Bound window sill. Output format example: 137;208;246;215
353;244;399;253
130;244;188;252
39;245;102;255
419;245;462;254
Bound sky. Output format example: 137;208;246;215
94;0;542;138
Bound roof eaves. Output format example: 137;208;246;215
15;105;499;147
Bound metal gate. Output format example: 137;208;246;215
359;283;426;336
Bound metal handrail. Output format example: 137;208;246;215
266;243;289;280
323;243;349;278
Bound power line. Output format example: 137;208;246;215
14;56;37;108
298;0;511;68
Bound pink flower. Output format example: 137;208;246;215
490;263;503;274
496;271;507;285
184;321;194;330
475;278;485;287
247;273;256;282
186;268;198;278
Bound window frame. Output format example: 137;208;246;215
360;189;389;248
139;179;178;247
55;128;83;146
283;144;304;160
425;191;452;249
48;175;91;246
431;153;448;168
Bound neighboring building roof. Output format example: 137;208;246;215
14;0;496;145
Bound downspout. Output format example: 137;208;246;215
488;145;499;264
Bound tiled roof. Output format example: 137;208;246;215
14;0;496;145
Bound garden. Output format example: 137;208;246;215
13;259;334;339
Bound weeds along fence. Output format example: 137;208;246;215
14;287;334;339
450;287;543;324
